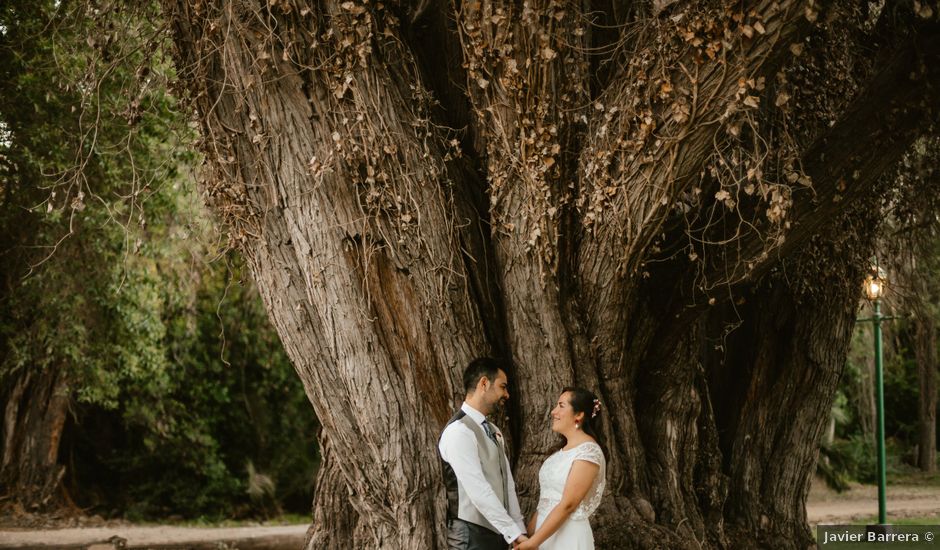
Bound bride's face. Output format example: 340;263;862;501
550;391;583;434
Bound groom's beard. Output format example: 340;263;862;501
491;401;506;421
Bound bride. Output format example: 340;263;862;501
516;387;606;550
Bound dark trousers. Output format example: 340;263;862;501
447;518;509;550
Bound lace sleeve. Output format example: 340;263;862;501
574;442;604;466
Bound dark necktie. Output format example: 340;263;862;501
481;420;499;446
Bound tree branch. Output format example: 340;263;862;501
706;25;940;289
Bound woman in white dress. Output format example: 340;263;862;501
516;387;606;550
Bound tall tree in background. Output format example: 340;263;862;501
150;1;940;548
913;264;939;472
884;136;940;473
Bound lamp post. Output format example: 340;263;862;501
860;265;888;524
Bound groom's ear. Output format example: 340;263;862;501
468;375;483;396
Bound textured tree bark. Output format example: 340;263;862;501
0;367;70;511
159;0;940;547
306;433;358;547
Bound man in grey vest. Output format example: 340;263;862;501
439;358;528;549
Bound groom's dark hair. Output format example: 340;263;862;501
463;357;506;393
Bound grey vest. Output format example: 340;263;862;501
441;410;510;533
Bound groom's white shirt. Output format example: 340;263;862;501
439;402;525;543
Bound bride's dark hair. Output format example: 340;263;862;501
557;386;607;457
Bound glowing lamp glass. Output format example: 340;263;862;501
864;274;885;301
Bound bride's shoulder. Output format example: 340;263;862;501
573;440;605;463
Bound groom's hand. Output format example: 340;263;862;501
512;534;529;549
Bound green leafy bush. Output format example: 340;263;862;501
0;2;317;519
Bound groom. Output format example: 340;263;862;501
439;357;529;549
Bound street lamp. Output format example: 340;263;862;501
859;264;889;524
864;269;886;301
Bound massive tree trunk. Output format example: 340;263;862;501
161;0;940;547
714;204;881;546
0;367;70;511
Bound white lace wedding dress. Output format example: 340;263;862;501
534;441;606;549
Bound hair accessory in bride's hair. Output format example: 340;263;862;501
591;398;601;418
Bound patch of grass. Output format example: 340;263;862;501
273;513;310;525
889;470;940;487
134;514;310;527
851;516;940;526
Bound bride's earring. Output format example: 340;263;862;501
575;422;580;430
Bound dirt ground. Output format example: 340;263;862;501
1;480;938;548
807;479;940;525
0;524;308;549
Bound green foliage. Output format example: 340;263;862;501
0;0;197;405
884;351;922;445
100;257;318;519
819;433;915;491
820;288;940;489
0;2;317;519
823;434;878;486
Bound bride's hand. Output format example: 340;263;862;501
515;539;537;550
